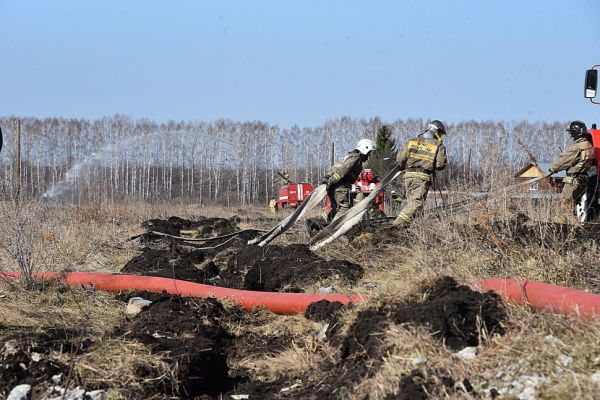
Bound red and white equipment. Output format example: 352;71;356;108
277;182;313;210
576;67;599;221
324;170;385;214
353;171;385;212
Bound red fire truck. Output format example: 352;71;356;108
273;171;313;210
276;182;313;210
579;66;599;221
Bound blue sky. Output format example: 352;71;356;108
1;0;599;127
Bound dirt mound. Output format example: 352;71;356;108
0;328;88;396
341;277;507;364
126;213;364;292
120;241;362;292
120;244;217;282
114;293;295;382
220;244;364;292
115;295;234;398
305;300;347;323
142;215;240;237
229;277;492;400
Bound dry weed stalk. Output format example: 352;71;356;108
0;192;50;285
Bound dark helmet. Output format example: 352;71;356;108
566;120;588;139
429;120;447;135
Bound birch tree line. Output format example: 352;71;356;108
0;115;573;205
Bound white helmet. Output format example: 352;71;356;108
355;139;376;155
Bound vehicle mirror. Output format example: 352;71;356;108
585;69;598;98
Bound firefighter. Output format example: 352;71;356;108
394;120;448;227
549;120;594;224
322;139;376;222
269;198;277;214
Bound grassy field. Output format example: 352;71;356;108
1;198;600;399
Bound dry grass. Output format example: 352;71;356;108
65;338;173;394
2;199;600;399
236;340;327;381
0;282;123;335
240;283;600;399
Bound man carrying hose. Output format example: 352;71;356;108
394;120;448;228
322;139;376;222
549;120;594;224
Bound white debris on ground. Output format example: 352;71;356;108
43;386;106;400
590;371;600;384
86;391;107;400
6;383;107;400
3;339;19;356
482;359;554;400
557;354;573;368
126;297;152;315
51;374;62;385
56;387;85;400
455;346;477;360
411;356;427;367
317;286;334;294
317;323;330;341
280;381;302;393
7;384;31;400
543;334;566;347
496;374;551;400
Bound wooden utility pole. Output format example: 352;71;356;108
330;142;335;166
466;148;472;184
15;119;21;193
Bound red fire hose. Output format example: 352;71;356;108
473;278;600;319
0;272;364;315
1;272;599;318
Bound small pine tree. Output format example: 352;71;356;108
368;125;397;178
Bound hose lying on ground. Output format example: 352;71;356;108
0;272;364;315
1;272;599;318
129;228;268;242
473;279;600;319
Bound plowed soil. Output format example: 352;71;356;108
229;277;504;399
114;292;301;398
124;217;364;292
120;244;214;282
304;300;347;323
2;274;507;399
220;244;364;292
340;276;507;362
0;328;89;397
142;216;240;237
114;295;234;398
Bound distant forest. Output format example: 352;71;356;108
0;115;573;205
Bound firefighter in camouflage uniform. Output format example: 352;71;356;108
394;120;448;227
549;120;595;224
322;139;376;222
